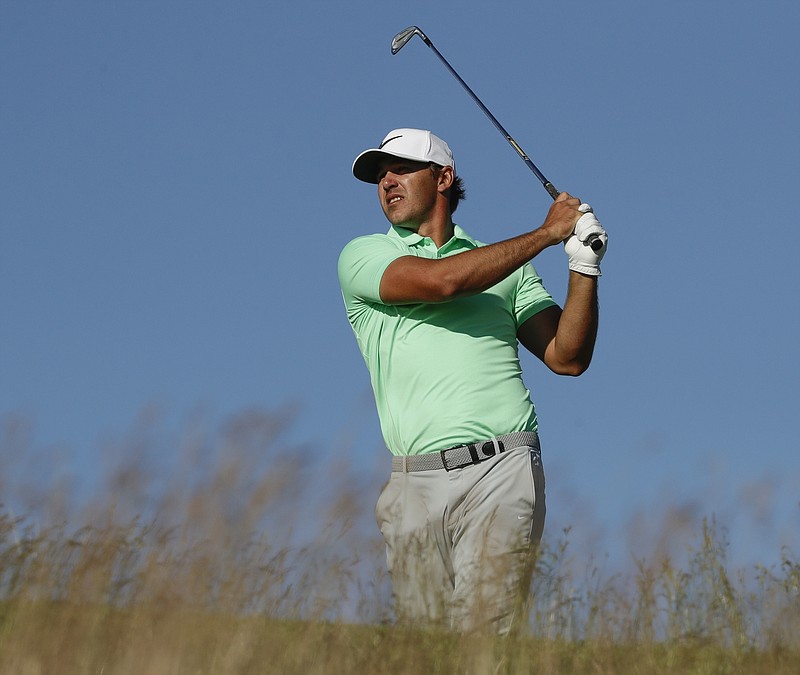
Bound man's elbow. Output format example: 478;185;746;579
427;271;468;303
549;357;592;377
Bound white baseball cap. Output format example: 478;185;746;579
352;128;455;184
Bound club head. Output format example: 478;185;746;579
391;26;428;54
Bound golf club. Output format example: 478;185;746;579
391;25;603;252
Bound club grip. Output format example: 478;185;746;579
586;235;603;251
546;182;604;252
543;182;560;200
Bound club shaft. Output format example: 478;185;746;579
421;38;560;200
400;27;603;252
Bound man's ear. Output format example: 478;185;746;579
437;165;454;193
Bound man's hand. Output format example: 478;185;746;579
538;192;585;246
564;204;608;276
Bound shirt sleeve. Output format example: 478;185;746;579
338;234;408;304
514;262;557;327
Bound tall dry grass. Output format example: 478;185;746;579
1;408;799;674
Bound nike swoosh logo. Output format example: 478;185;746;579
379;135;403;149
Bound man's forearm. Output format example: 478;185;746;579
380;227;557;304
437;228;556;299
549;271;599;375
379;194;583;305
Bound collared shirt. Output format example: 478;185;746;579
338;224;556;456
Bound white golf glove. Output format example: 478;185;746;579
564;203;608;276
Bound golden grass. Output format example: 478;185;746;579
1;409;799;673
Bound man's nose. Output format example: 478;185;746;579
381;171;398;187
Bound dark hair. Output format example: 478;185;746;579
449;174;466;214
430;164;466;214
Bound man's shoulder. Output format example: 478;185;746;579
338;230;412;296
342;231;394;247
339;230;408;260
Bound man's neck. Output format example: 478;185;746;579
416;215;454;249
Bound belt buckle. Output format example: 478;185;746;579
441;443;476;472
441;440;505;471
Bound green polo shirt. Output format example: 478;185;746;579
338;224;556;456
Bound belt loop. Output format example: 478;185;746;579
402;456;408;473
492;437;501;456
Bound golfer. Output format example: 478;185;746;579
338;129;607;634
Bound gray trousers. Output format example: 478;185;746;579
375;443;546;634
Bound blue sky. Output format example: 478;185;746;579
2;1;799;573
